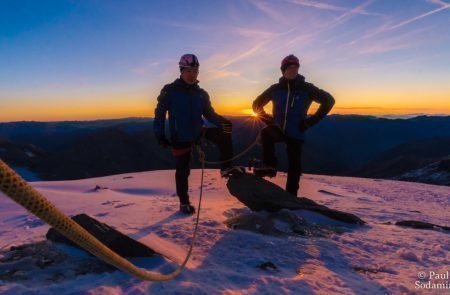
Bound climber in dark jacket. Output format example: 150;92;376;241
154;54;241;214
252;54;335;196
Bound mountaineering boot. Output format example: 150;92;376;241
220;166;245;178
180;203;196;215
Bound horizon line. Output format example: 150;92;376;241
1;113;450;124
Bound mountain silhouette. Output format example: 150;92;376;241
1;115;449;185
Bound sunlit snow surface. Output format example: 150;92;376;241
1;170;449;294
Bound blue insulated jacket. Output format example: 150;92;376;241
252;75;335;141
154;78;225;143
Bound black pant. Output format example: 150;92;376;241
174;127;233;205
260;125;303;196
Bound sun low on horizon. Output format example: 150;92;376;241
1;0;450;122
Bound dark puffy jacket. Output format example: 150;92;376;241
252;74;335;141
154;78;225;143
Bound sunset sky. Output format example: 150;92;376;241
1;0;449;122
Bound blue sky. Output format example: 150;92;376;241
1;0;449;121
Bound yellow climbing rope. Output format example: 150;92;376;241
0;130;259;281
0;159;202;281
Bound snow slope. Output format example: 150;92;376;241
0;170;449;294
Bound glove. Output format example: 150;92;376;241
157;136;170;148
259;114;274;125
222;120;232;134
300;116;319;132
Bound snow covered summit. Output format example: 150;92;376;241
1;170;449;294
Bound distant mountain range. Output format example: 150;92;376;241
0;115;449;186
354;137;450;185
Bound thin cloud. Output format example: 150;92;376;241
287;0;380;16
357;42;408;54
202;70;240;82
288;0;347;11
219;42;267;69
349;2;450;44
426;0;450;7
136;16;280;40
356;27;429;55
383;4;450;32
246;0;291;25
131;61;161;74
331;0;377;27
232;26;287;39
135;17;207;31
269;0;377;53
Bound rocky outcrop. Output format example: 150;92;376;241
227;173;365;225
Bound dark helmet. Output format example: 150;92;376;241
280;54;300;72
179;54;199;72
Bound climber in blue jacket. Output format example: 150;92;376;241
154;54;241;214
253;54;335;196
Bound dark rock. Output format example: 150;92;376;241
257;261;278;271
395;220;450;231
0;241;115;285
224;209;332;237
351;265;394;274
36;257;54;269
46;213;158;257
94;185;108;191
227;172;365;225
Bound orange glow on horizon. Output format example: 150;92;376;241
1;93;449;122
240;108;258;117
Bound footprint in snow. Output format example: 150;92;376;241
101;200;121;206
6;215;45;229
318;190;346;198
114;203;135;208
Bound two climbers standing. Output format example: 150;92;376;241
154;53;335;213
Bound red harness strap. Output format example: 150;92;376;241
171;147;191;156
